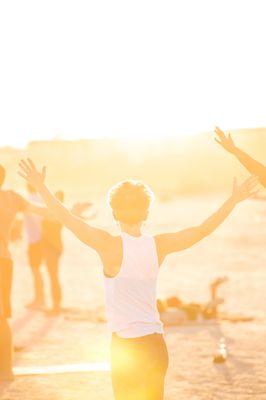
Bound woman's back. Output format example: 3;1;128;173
104;232;163;338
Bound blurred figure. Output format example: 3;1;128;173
18;159;258;400
0;164;47;381
42;191;93;315
10;218;23;242
215;126;266;187
42;190;64;315
158;276;228;325
25;184;44;310
25;187;92;315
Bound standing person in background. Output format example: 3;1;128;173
42;190;64;315
42;191;93;315
0;164;47;381
26;187;92;315
215;127;266;187
18;159;259;400
25;184;45;310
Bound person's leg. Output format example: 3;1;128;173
0;259;14;380
202;276;229;319
145;334;169;400
210;276;228;302
27;242;44;307
45;246;62;312
111;333;168;400
0;317;13;380
111;334;146;400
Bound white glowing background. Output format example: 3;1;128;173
0;0;265;147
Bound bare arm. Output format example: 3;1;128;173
70;202;96;220
252;193;266;201
234;148;266;186
215;127;266;187
18;159;112;252
156;176;259;259
25;201;48;217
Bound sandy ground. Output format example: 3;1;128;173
1;196;266;399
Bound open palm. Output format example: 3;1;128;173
232;176;259;203
215;127;236;153
18;159;46;189
71;202;94;218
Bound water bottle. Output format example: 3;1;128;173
213;337;227;363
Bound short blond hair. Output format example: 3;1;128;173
108;180;154;224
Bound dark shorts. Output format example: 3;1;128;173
0;258;13;319
111;333;169;400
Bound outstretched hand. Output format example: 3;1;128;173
18;159;46;190
231;176;260;204
215;127;236;154
71;202;93;218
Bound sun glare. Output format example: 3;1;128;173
0;1;265;148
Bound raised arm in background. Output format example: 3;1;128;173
251;193;266;201
215;126;266;187
18;159;112;253
24;199;48;217
155;176;259;262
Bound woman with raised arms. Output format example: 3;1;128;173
18;158;258;400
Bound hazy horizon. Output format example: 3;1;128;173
2;128;266;199
0;130;201;148
2;126;266;149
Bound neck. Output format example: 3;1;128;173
120;223;142;237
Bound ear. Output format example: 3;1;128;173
112;210;118;221
143;209;149;221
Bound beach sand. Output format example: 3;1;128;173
1;196;266;399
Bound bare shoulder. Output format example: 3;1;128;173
3;190;27;211
154;232;172;248
3;189;16;200
103;233;121;247
101;234;122;255
154;229;197;261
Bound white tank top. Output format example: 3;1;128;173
103;232;164;338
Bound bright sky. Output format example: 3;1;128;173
0;0;265;147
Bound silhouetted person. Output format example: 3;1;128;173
158;276;229;325
25;184;44;309
215;127;266;187
0;164;46;381
42;191;93;314
18;159;258;399
25;184;92;314
42;190;64;315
